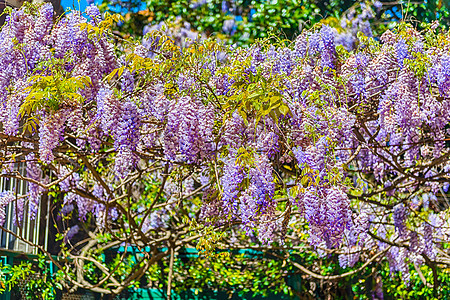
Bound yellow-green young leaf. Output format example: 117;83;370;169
238;108;248;124
258;107;271;120
283;165;292;171
22;117;39;134
111;13;124;22
28;121;36;133
290;185;299;198
78;23;90;32
248;90;262;101
301;166;311;176
269;95;281;105
300;176;310;186
315;175;321;185
117;66;125;78
105;68;120;82
23;123;31;134
278;103;290;116
79;76;92;87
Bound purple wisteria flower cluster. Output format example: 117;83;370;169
2;3;450;289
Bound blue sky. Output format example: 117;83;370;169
60;0;146;13
60;0;90;11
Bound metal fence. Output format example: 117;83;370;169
0;162;50;254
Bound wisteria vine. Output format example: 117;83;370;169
1;2;450;295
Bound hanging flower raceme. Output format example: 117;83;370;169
0;191;15;226
3;4;450;289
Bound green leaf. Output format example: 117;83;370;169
278;103;290;116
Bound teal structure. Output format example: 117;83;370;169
0;248;299;300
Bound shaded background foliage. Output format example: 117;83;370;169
103;0;450;45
